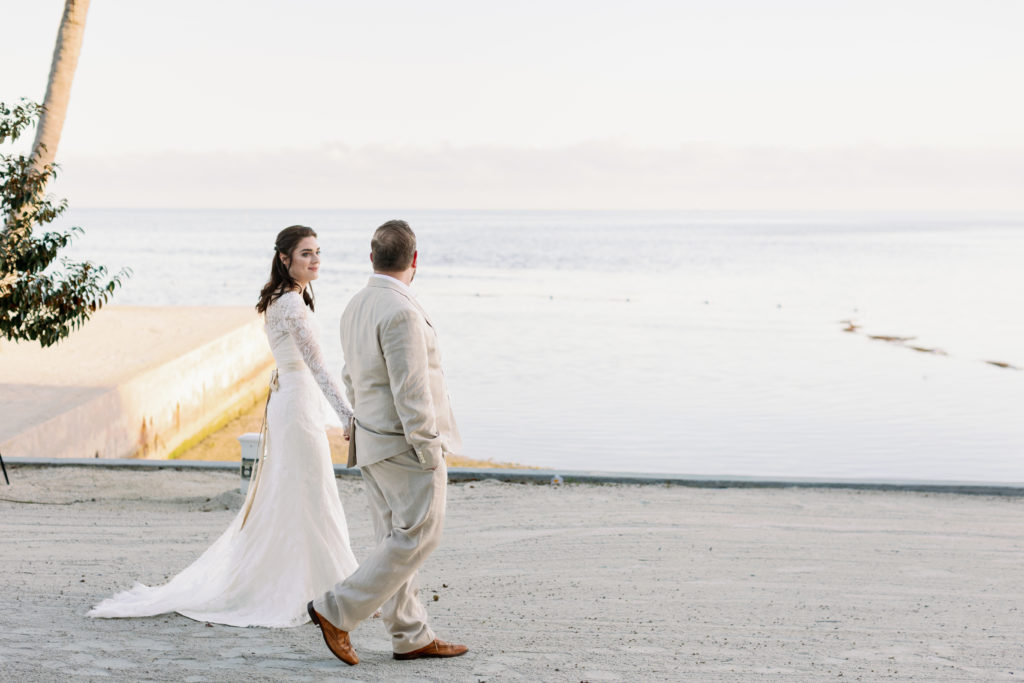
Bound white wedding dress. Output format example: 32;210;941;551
89;291;359;627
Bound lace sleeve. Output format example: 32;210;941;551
278;292;353;423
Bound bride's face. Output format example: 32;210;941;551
283;236;321;287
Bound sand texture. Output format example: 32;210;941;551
0;466;1021;681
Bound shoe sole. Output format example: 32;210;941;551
393;649;469;660
307;601;320;626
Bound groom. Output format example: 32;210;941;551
307;219;467;666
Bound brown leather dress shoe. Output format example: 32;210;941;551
393;638;469;660
307;601;358;666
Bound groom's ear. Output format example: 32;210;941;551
411;251;418;269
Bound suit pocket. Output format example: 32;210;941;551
355;427;413;461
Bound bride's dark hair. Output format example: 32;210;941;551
256;225;317;314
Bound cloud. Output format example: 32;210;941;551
52;141;1024;210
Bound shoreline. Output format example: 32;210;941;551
169;393;531;470
0;305;525;471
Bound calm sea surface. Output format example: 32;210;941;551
58;209;1024;482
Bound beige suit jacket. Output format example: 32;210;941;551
340;276;462;469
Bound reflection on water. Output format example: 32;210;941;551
61;209;1024;481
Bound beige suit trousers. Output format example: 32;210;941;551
313;450;447;653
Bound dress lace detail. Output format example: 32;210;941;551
265;291;353;424
87;289;359;627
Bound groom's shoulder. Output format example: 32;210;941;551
378;288;419;318
349;282;417;317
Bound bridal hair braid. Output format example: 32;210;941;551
256;225;317;314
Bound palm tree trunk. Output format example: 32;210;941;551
31;0;91;173
1;0;90;288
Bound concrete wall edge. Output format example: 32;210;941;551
3;457;1023;496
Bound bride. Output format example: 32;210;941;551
89;225;359;627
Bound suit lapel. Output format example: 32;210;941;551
407;296;434;329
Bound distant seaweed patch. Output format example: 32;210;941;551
908;345;949;356
984;360;1020;370
867;334;916;343
839;319;964;363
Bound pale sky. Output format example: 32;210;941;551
2;0;1023;209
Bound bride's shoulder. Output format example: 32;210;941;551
266;289;303;315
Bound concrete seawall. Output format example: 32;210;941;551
0;306;273;460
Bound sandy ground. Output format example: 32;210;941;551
0;467;1021;682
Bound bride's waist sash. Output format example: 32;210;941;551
275;360;306;375
268;363;309;391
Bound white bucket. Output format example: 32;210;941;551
237;432;261;494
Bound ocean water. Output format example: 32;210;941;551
57;209;1024;482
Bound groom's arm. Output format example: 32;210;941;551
380;308;443;469
341;361;355;409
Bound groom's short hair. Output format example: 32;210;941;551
372;220;417;271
